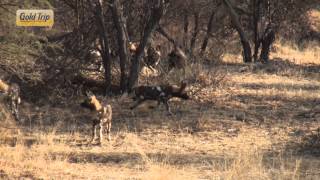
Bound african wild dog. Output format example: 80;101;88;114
129;42;139;54
130;81;189;114
129;42;161;70
168;48;187;70
81;92;112;143
0;79;21;121
145;45;161;69
87;49;104;72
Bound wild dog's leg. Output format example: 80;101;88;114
159;96;172;115
91;119;99;143
10;98;19;121
99;121;111;142
146;64;153;71
100;122;104;142
164;99;173;115
91;124;97;143
130;98;146;109
9;85;20;122
106;121;111;141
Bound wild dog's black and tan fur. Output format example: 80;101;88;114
129;42;161;70
0;79;21;121
130;81;189;114
168;48;187;70
81;92;112;143
145;45;161;69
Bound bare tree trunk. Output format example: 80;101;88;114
253;0;274;63
91;0;112;94
183;10;189;50
76;0;80;28
76;0;85;46
156;26;188;61
189;12;199;57
127;0;167;91
109;0;129;92
157;26;187;53
223;0;252;63
157;26;177;46
200;9;215;53
259;25;275;62
259;0;275;63
253;0;261;62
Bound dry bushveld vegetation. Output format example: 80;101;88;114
1;1;320;180
1;41;319;179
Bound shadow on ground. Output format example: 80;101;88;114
50;151;233;170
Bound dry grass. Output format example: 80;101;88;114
1;34;320;180
0;52;320;179
272;41;320;65
1;124;318;179
223;39;320;65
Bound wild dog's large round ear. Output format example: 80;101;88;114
180;80;188;92
181;80;187;86
155;45;161;51
129;42;138;51
85;90;94;97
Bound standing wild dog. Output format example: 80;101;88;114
81;92;112;143
167;48;187;70
145;45;161;70
0;79;21;121
130;81;189;114
129;42;161;70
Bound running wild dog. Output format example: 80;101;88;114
81;92;112;143
130;81;189;114
0;79;21;121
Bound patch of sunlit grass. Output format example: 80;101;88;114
222;40;319;65
272;40;320;65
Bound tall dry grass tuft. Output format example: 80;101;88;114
222;40;320;65
216;150;303;180
272;40;320;65
225;151;268;180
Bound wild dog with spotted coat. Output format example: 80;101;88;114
145;45;161;69
0;79;21;121
130;81;189;114
129;42;161;70
167;48;187;70
81;92;112;143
